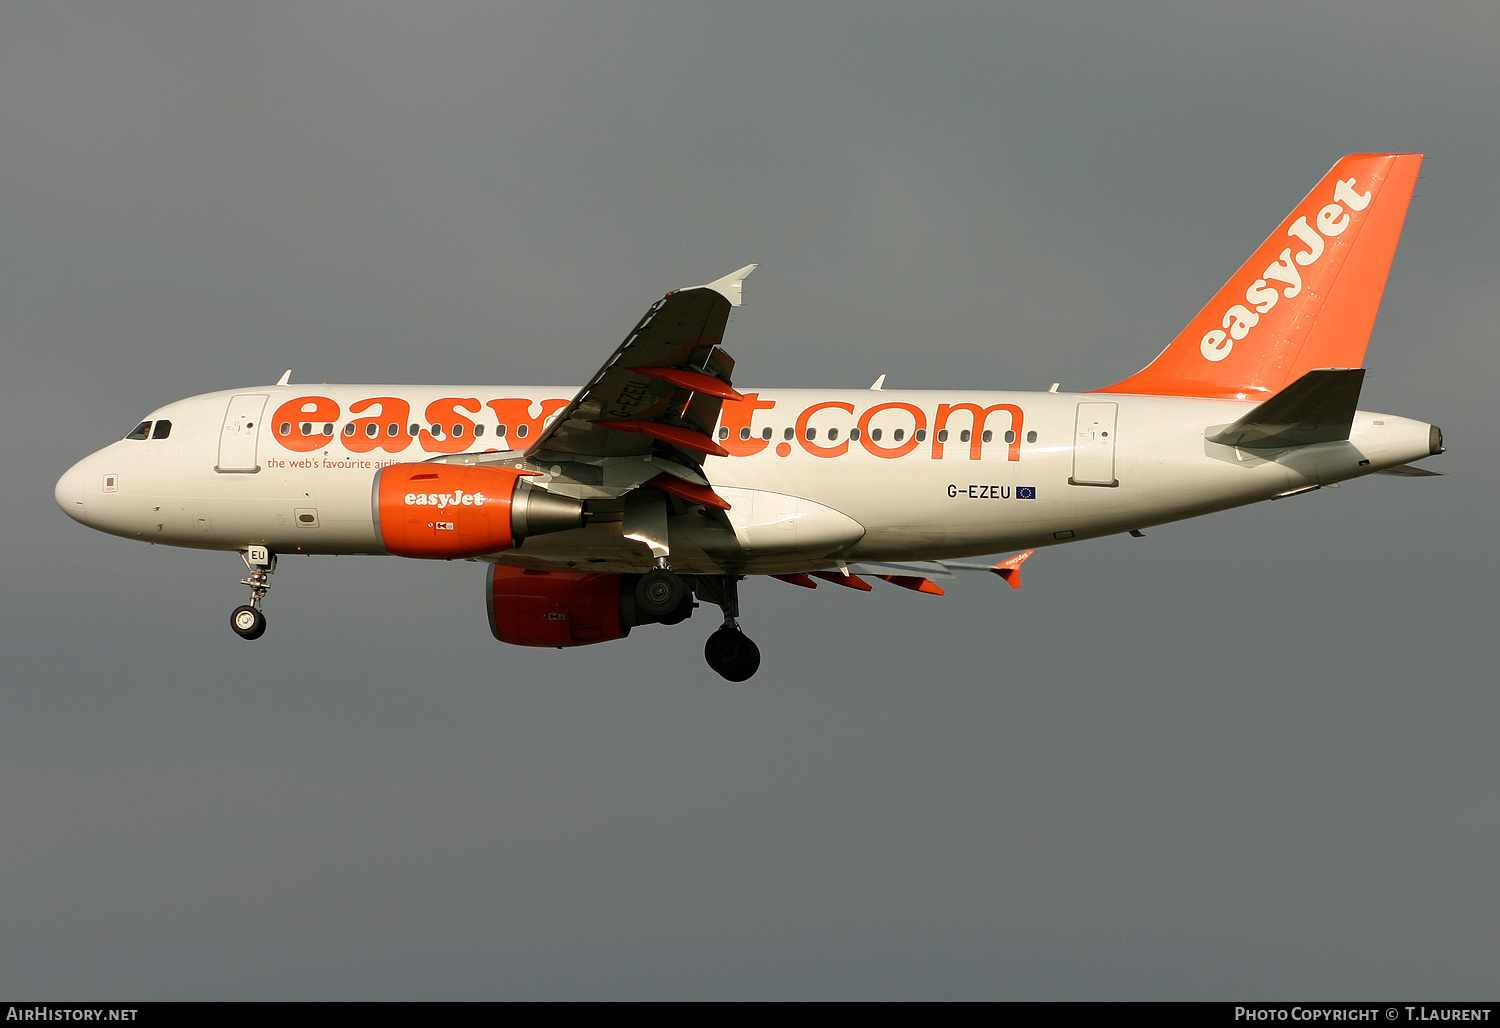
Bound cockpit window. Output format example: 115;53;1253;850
126;421;151;440
152;420;172;439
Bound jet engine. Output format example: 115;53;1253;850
486;565;698;647
373;464;584;559
486;565;635;647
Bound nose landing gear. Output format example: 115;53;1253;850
231;546;275;640
694;575;761;681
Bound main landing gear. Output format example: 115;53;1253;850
693;575;761;682
231;546;275;641
634;568;762;680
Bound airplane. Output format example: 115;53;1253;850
54;153;1443;681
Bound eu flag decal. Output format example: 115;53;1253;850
1016;486;1037;500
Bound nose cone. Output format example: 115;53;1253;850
55;458;92;524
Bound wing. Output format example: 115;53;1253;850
428;267;755;570
520;265;757;504
772;552;1037;595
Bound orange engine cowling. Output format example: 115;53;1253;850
374;464;584;559
487;565;632;647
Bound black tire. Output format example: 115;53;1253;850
658;594;695;626
230;604;267;640
705;626;761;682
635;569;687;620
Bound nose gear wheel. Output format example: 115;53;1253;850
231;604;267;640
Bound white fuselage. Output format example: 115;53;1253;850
55;384;1437;573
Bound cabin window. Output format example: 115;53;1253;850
849;428;861;441
805;427;817;441
761;427;772;440
783;428;794;441
915;429;927;442
409;424;420;436
429;424;441;435
959;430;970;443
937;430;949;443
828;428;839;441
127;422;151;440
496;425;507;438
278;423;293;437
740;427;751;440
365;423;378;438
718;427;730;440
516;424;528;438
388;424;400;437
300;422;311;435
892;429;904;442
452;424;465;437
343;424;356;436
1026;431;1038;443
871;429;882;441
982;430;993;443
323;424;334;436
1004;430;1015;443
474;424;485;437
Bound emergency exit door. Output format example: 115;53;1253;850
217;394;268;473
1070;402;1118;487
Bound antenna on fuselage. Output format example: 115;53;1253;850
276;370;291;386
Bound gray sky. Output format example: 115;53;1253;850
3;1;1497;999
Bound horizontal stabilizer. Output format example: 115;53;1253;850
1207;368;1365;449
1377;463;1443;477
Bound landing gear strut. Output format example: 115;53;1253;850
695;576;761;681
231;546;275;641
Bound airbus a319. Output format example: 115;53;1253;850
55;153;1442;680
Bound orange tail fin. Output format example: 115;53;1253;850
1097;153;1422;400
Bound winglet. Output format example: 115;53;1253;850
990;550;1034;589
700;264;758;307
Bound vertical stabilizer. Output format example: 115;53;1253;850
1097;153;1422;400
